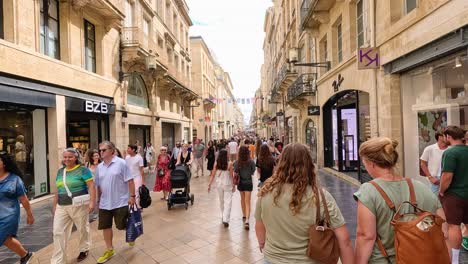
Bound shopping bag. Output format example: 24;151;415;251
126;205;143;242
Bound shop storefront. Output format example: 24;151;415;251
323;90;371;181
65;97;114;156
395;35;468;180
0;74;54;199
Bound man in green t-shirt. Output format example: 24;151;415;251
440;125;468;264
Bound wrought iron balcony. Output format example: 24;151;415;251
287;73;317;103
300;0;333;30
273;63;297;93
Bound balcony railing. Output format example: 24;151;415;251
301;0;316;28
121;27;154;53
287;73;316;102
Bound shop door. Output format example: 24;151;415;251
129;125;150;155
161;123;175;150
324;90;369;181
67;112;109;155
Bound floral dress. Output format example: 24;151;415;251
153;154;171;192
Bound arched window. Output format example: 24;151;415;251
127;74;149;108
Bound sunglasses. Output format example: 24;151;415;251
99;148;110;153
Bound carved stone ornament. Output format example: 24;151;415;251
71;0;91;10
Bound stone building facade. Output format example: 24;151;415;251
0;0;199;198
257;0;468;182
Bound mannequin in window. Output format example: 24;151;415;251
15;135;27;163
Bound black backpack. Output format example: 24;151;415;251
139;185;152;208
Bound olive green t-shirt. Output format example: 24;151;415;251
255;184;345;264
441;144;468;199
354;179;441;264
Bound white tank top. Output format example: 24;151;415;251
216;170;232;187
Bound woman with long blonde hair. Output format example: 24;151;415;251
255;143;353;264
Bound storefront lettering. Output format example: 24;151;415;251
85;100;108;114
332;74;344;92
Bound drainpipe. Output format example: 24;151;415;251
370;0;380;137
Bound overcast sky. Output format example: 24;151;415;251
187;0;272;125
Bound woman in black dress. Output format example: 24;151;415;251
206;140;216;172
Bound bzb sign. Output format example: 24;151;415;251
85;100;108;114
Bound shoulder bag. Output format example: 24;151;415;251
370;178;450;264
63;168;90;206
307;187;340;264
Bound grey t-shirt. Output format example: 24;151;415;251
255;185;345;264
354;179;441;264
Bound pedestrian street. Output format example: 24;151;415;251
2;169;360;264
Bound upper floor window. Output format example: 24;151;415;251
405;0;417;14
127;74;149;108
319;36;328;74
165;3;171;29
40;0;60;59
337;23;343;63
156;0;163;17
142;18;149;37
124;0;134;27
84;20;96;73
356;0;364;47
0;0;4;39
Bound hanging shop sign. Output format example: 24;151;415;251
307;106;321;116
358;47;380;69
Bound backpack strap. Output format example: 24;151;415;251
369;180;393;261
369;181;396;212
405;178;417;205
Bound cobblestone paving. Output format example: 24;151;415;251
2;169;466;263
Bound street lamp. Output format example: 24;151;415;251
288;47;330;70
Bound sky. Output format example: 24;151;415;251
187;0;272;126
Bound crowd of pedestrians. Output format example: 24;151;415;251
8;128;468;264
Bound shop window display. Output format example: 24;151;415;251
402;53;467;180
0;104;48;198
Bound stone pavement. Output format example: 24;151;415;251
2;169;467;263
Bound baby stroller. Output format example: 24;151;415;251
168;165;194;210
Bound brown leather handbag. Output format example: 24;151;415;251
306;187;340;264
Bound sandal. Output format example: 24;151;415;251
244;222;249;230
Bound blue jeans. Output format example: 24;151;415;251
430;175;441;195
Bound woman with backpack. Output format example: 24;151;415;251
354;137;447;264
207;149;234;228
234;146;256;230
255;143;354;264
